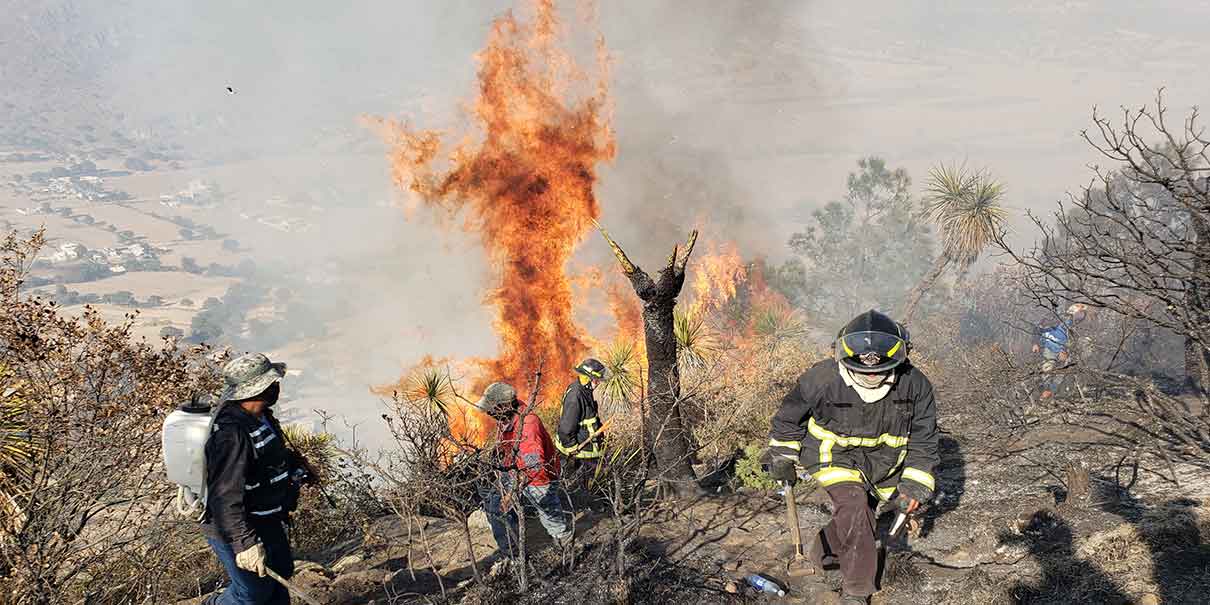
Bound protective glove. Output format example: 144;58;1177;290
235;543;268;577
298;457;321;486
896;480;933;513
768;456;799;486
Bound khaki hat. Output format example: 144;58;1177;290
475;382;517;416
221;353;286;402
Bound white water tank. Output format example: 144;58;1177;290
162;404;213;494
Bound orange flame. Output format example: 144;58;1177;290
607;278;643;343
374;0;615;427
373;357;496;455
686;243;748;319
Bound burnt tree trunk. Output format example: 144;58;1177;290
900;252;952;325
596;221;700;496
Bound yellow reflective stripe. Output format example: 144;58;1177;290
902;467;935;491
886;340;902;357
580;417;599;428
842;339;855;356
807;418;908;449
575;443;603;459
768;438;802;452
812;467;863;486
554;436;575;455
820;438;835;465
884;450;908;480
876;486;897;502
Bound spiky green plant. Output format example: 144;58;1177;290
901;163;1008;322
924;163;1009;265
0;376;34;527
601;339;642;405
404;367;455;414
751;304;808;342
675;310;719;369
282;425;337;474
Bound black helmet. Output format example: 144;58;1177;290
835;310;909;374
574;358;607;380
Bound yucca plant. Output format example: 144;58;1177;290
901;162;1009;323
600;339;642;406
674;310;720;369
0;376;34;525
282;424;337;475
751;304;808;342
403;366;456;414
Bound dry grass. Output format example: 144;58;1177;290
1073;502;1210;603
681;333;824;468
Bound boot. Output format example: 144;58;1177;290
808;531;840;571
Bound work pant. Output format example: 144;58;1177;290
563;456;603;510
1041;350;1065;394
203;518;294;605
815;483;878;597
479;478;571;557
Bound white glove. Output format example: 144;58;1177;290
235;543;267;577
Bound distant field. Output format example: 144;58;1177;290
59;303;196;342
39;270;238;302
157;238;243;267
84;203;183;242
29;270;240;342
1;210;123;249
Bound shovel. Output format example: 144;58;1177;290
782;481;805;560
565;420;613;456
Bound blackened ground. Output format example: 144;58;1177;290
179;410;1210;605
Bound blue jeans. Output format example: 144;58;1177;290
479;478;571;557
203;519;293;605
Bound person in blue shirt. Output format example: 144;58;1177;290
1032;304;1088;399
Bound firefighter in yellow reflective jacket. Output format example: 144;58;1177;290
767;310;939;604
557;358;607;509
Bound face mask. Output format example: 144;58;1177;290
261;382;281;407
850;371;890;389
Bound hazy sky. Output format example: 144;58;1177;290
76;0;1210;254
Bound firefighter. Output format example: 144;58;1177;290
202;353;317;605
476;382;572;564
767;310;939;605
1032;303;1088;399
556;358;607;508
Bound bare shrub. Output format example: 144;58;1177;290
998;91;1210;395
283;425;386;561
681;334;823;469
348;367;493;595
0;230;221;604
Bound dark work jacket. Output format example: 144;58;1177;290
201;404;300;550
556;379;603;459
768;360;940;500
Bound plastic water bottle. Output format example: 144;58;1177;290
745;574;786;597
